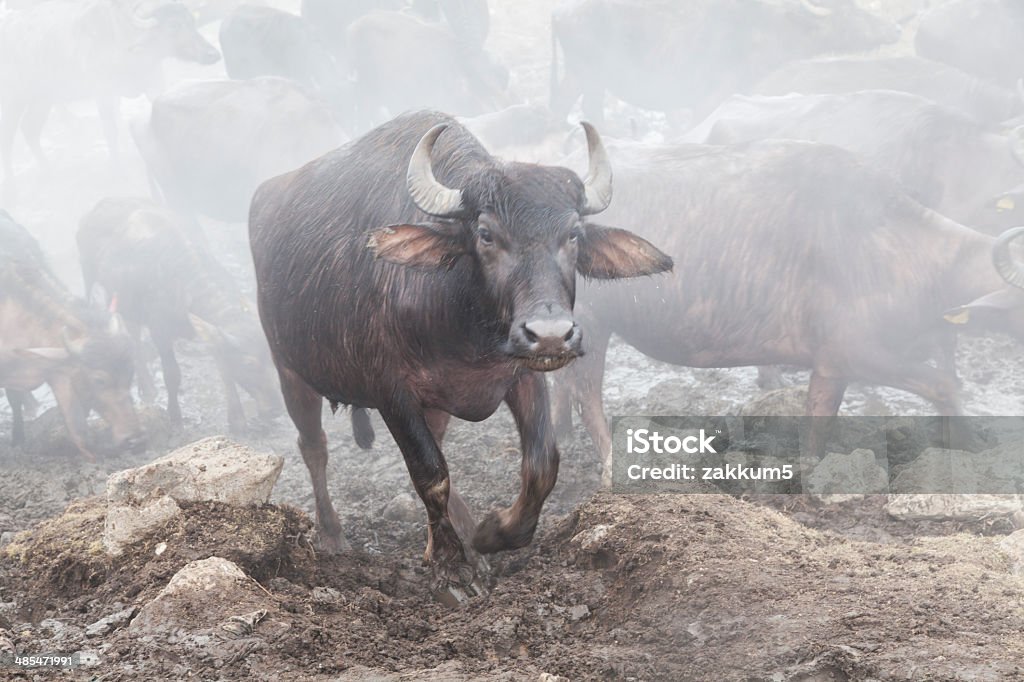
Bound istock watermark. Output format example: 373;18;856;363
610;416;1024;495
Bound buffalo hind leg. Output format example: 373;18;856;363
474;371;559;554
803;370;849;462
278;366;348;552
380;398;483;605
554;326;613;487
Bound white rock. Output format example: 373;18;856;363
106;436;284;507
886;446;1024;521
103;494;181;556
886;494;1024;521
129;557;270;636
806;449;889;503
571;524;612;551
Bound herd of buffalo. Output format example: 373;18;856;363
2;0;1024;600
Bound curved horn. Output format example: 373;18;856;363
580;121;613;215
801;0;833;17
406;124;464;218
993;227;1024;289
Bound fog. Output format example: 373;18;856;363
3;0;1024;677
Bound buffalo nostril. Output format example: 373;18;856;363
524;319;574;342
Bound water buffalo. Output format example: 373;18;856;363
753;55;1024;126
219;4;348;114
549;0;899;125
550;139;1024;486
249;110;672;601
0;210;145;459
683;90;1024;234
915;0;1024;89
77;197;282;433
0;0;220;190
132;77;344;224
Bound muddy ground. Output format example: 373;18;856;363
5;0;1024;679
3;329;1024;681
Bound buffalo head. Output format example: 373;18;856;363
369;122;673;372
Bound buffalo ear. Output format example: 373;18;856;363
367;223;466;269
577;223;673;279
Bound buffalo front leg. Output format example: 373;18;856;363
423;409;477;544
278;366;348;553
381;399;483;605
152;332;182;428
474;371;559;554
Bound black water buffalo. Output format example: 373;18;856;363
347;10;508;129
219;4;348;112
753;56;1024;126
132;77;344;223
0;210;145;459
549;0;899;125
0;0;220;190
915;0;1024;89
77;197;281;433
549;139;1024;485
249;111;672;601
683;90;1024;234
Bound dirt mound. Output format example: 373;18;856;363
3;492;1024;679
3;498;315;615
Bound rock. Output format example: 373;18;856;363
382;492;420;523
999;530;1024;576
568;604;590;622
886;494;1023;521
539;674;570;682
103;494;181;556
103;437;283;555
886;446;1024;521
806;449;889;503
311;586;342;604
0;532;14;547
106;436;283;507
85;606;138;638
738;387;809;417
570;524;612;551
129;557;272;636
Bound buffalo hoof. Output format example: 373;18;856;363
429;559;488;608
472;509;535;555
317;530;352;554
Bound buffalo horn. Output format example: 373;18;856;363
406;124;464;218
993;227;1024;289
580;121;613;215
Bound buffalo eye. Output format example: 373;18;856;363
568;224;583;244
477;226;494;246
